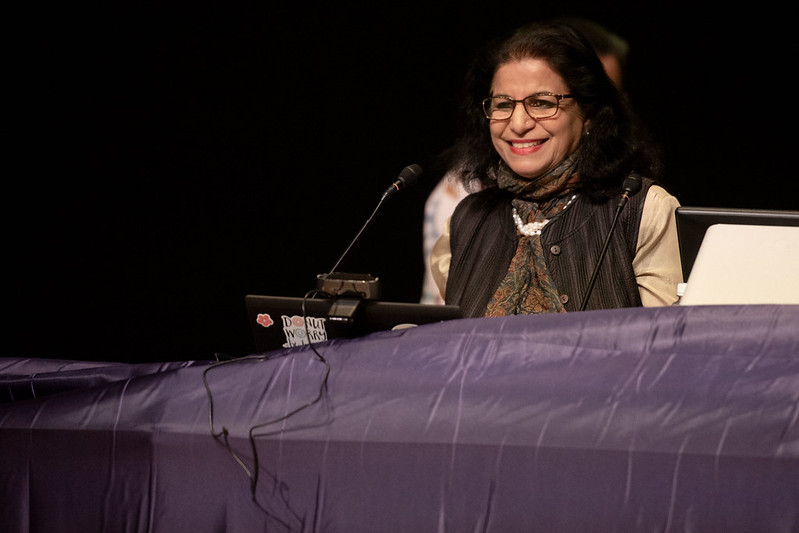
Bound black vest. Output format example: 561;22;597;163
446;179;653;317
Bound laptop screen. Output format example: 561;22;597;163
677;224;799;305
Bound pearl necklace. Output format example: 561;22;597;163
512;194;577;236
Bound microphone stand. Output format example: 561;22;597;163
326;187;393;276
317;194;387;325
316;165;423;324
578;175;642;311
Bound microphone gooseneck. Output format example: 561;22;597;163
578;173;643;311
328;164;424;275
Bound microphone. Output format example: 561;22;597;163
617;174;643;210
578;173;643;311
384;163;423;198
321;164;424;293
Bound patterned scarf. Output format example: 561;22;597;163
484;156;580;317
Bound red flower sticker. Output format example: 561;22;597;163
256;313;274;328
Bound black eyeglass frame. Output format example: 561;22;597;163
481;92;576;120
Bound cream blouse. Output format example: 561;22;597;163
430;185;683;307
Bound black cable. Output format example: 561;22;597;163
202;290;332;500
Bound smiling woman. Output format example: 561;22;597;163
487;59;586;179
430;21;682;317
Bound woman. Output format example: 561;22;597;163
430;22;682;317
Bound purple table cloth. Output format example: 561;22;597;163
2;304;798;532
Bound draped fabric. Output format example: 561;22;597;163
493;155;578;201
485;194;575;316
2;305;798;532
485;158;579;315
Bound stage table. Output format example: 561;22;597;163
2;304;798;532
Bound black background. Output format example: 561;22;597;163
8;2;797;362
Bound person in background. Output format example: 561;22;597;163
420;18;629;304
428;21;681;316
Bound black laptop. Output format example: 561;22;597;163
245;295;463;352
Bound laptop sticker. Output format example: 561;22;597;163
280;314;328;347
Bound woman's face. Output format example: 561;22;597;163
489;58;587;179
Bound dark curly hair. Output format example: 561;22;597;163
442;21;662;202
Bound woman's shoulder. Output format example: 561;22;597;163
450;187;514;237
645;183;680;209
452;187;512;221
458;186;510;207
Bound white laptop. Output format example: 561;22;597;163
679;224;799;305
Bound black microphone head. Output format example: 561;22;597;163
622;173;643;195
397;164;423;188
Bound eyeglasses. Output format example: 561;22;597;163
482;93;575;120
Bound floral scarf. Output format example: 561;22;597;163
484;156;580;316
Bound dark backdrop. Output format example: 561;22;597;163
8;2;797;362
